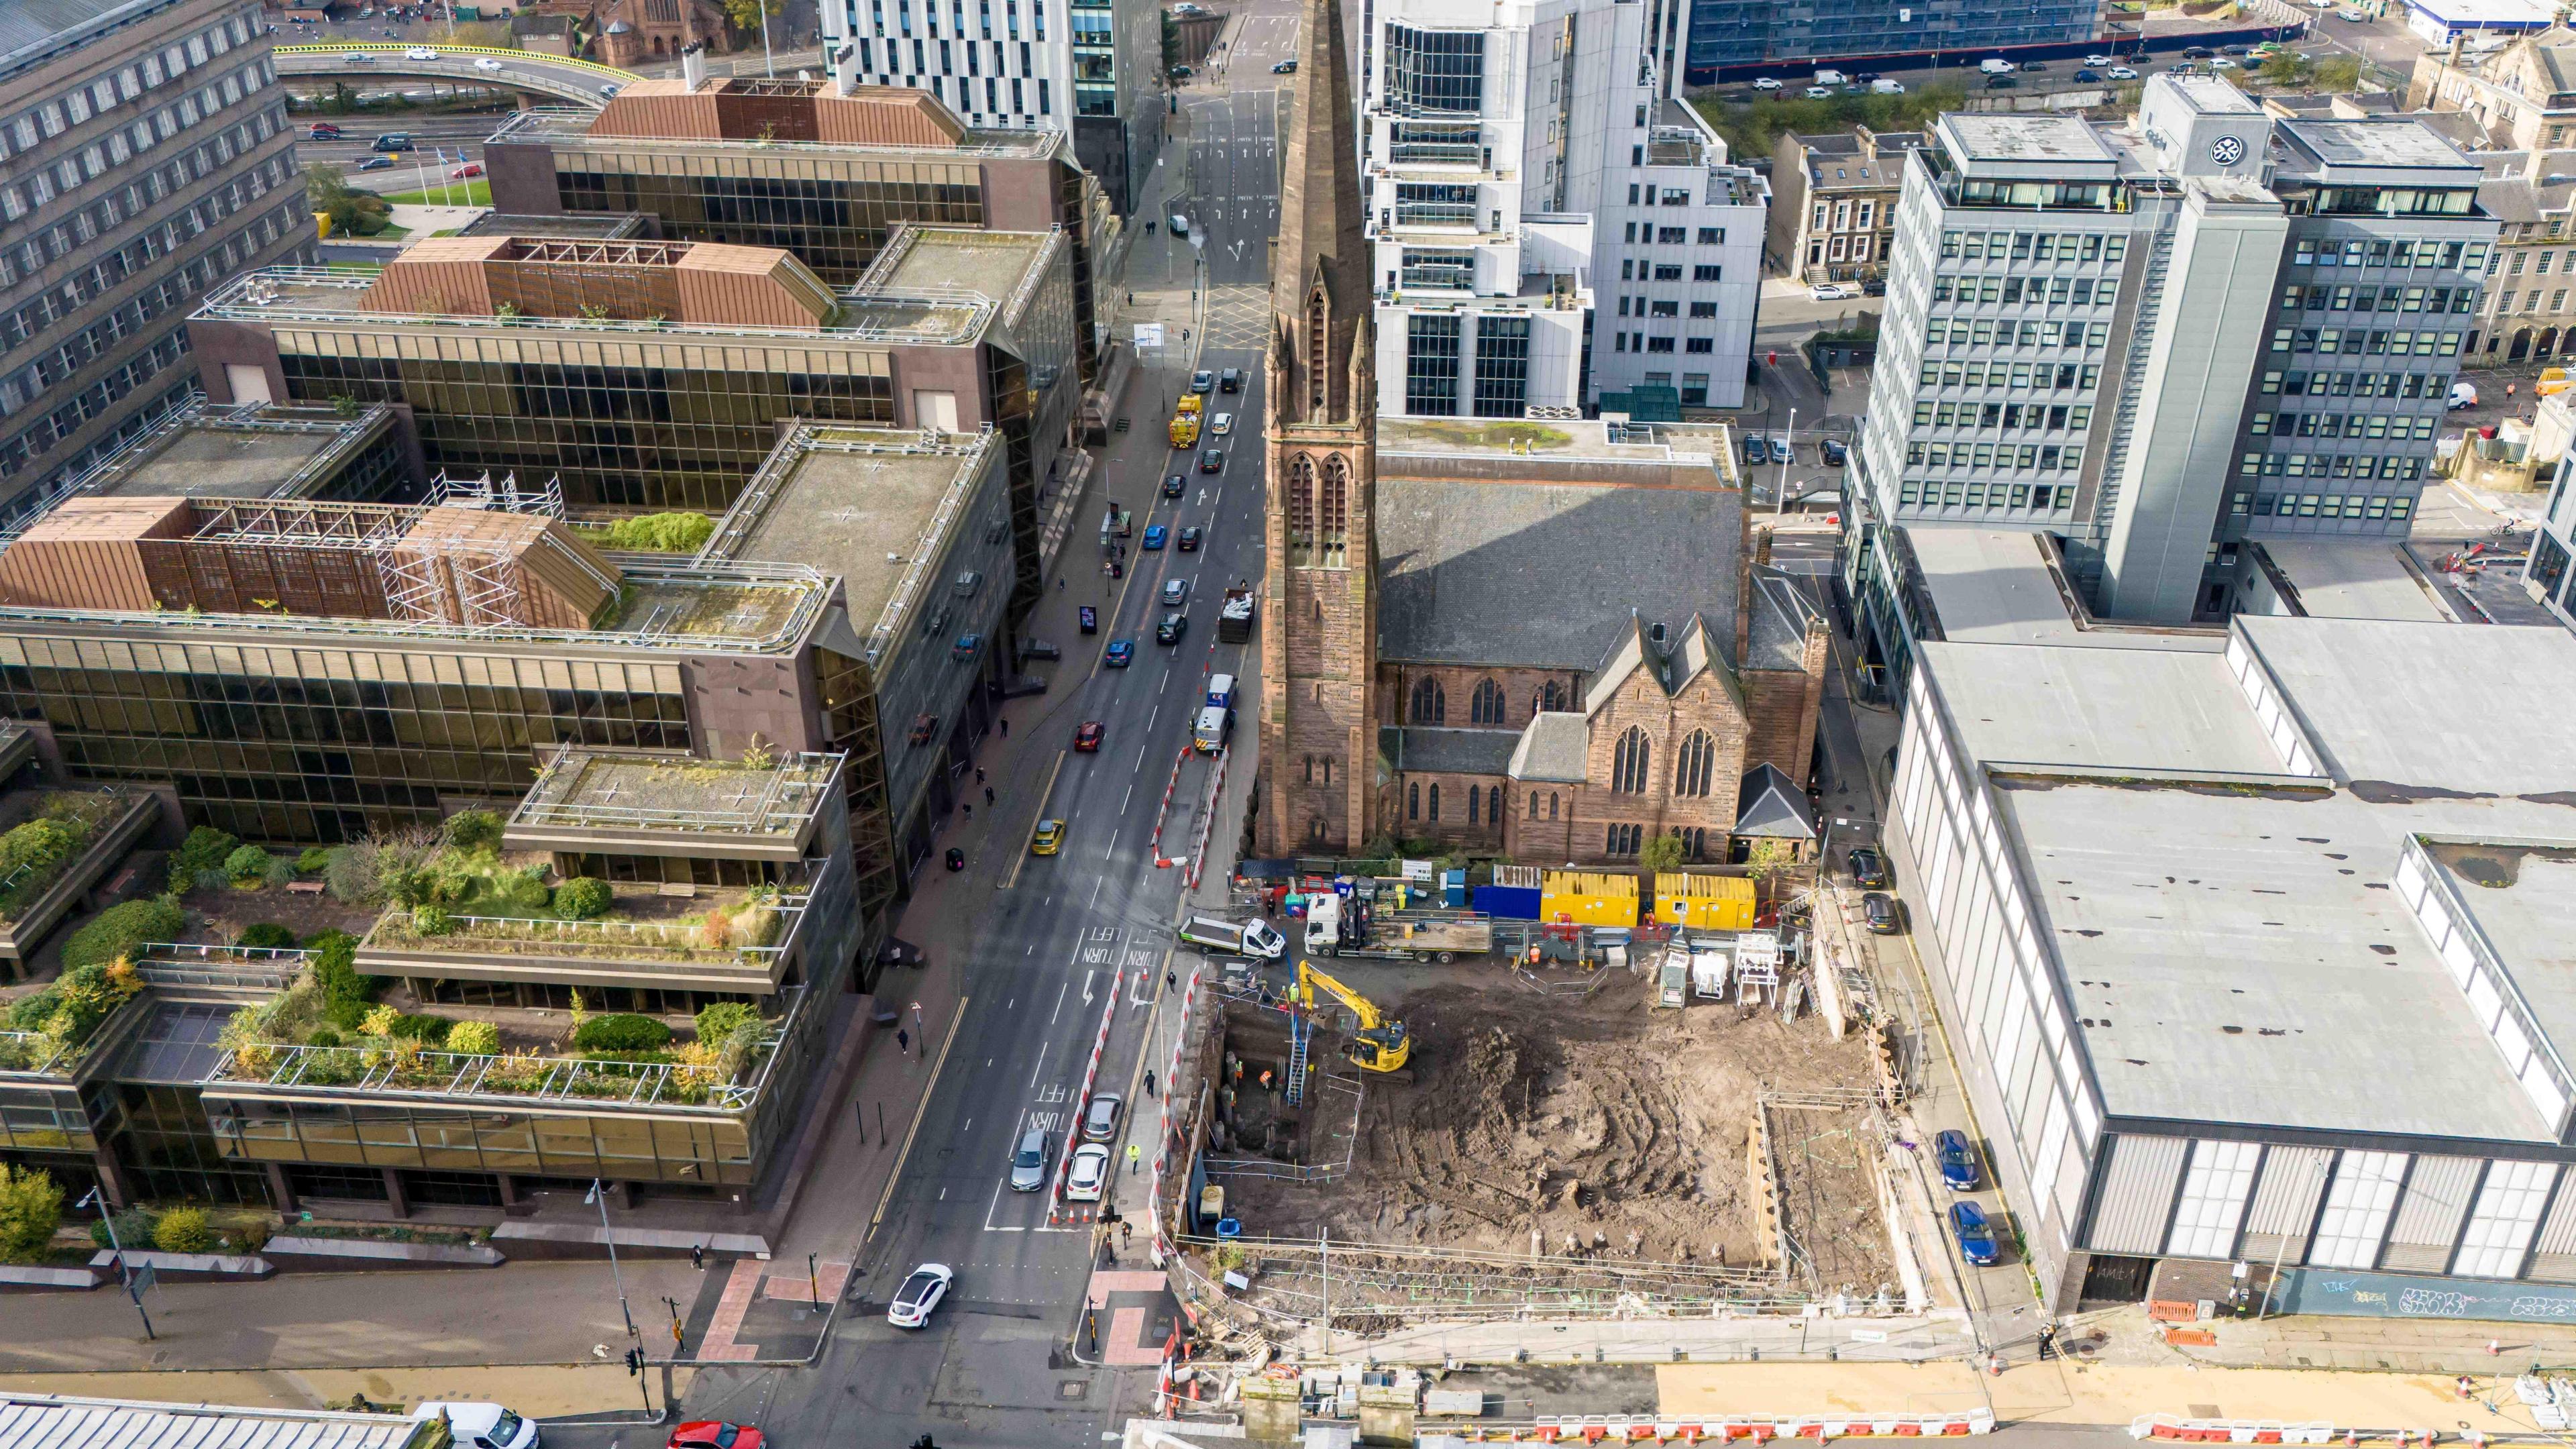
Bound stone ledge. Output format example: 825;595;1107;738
491;1222;770;1260
89;1249;272;1281
264;1234;507;1271
0;1263;102;1291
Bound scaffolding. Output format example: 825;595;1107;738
427;469;565;516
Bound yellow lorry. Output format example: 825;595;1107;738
1170;408;1201;447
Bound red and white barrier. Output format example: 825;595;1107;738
1182;745;1229;891
2129;1419;2338;1446
1146;745;1195;870
1509;1412;1994;1444
1144;963;1203;1266
1047;967;1123;1225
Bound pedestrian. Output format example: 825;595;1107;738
1120;1219;1134;1244
984;786;996;807
1167;968;1177;991
897;1027;911;1053
1000;718;1008;738
975;765;987;785
1145;1069;1158;1097
690;1242;705;1271
962;802;972;819
1127;1142;1141;1175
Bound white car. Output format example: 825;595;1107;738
1210;411;1233;435
2206;56;2236;69
2108;66;2139;79
1803;85;1833;98
887;1263;953;1328
473;56;504;71
411;1403;537;1449
1750;76;1782;90
2449;381;2479;410
1809;283;1856;301
1065;1143;1112;1201
2084;52;2114;64
405;46;438;59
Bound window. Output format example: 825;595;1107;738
2166;1140;2261;1258
2309;1151;2408;1269
1428;784;1441;822
2455;1161;2558;1279
1689;301;1716;319
1472;315;1529;417
1652;264;1683;281
1674;731;1715;797
1685;338;1713;354
1605;822;1642;855
1406;314;1462;415
1411;676;1446;724
1611;726;1651;793
1385;24;1484;113
1693;264;1720;281
1470;678;1505;724
1697;227;1721;244
1408;782;1420;820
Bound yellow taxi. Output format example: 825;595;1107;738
2539;368;2573;398
1030;818;1065;855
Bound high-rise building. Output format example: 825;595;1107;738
1845;76;2497;645
813;0;1159;213
1678;0;2104;82
1360;0;1767;417
0;0;311;519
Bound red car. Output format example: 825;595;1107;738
1074;720;1105;752
448;161;484;179
668;1424;763;1449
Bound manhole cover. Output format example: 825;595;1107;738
1059;1380;1088;1400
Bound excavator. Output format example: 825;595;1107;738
1293;961;1412;1074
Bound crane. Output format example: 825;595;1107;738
1293;961;1411;1073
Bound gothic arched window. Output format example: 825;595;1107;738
1612;727;1652;794
1674;731;1716;798
1428;784;1440;822
1318;455;1350;567
1286;454;1316;566
1470;678;1505;724
1411;677;1445;724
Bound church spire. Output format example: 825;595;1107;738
1269;0;1370;427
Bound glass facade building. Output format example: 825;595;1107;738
0;0;312;519
1680;0;2104;81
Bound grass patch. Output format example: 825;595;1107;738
1389;419;1577;450
376;178;491;208
1690;83;1968;171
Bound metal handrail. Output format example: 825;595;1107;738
0;1028;73;1077
273;41;640;81
366;893;810;963
484;106;1064;160
515;747;846;835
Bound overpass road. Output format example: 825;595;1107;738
275;42;632;107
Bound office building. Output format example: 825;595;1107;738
1845;76;2496;649
1362;0;1767;416
812;0;1160;213
0;0;312;519
1891;581;2576;1319
2406;25;2576;152
1678;0;2102;81
483;72;1105;372
1765;128;1922;288
53;394;422;508
2522;454;2576;625
186;228;1080;612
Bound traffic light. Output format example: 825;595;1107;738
625;1347;644;1376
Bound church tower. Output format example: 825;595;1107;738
1258;0;1378;856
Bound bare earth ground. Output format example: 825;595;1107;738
1222;971;1890;1286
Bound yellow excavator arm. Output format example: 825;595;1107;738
1296;961;1383;1031
1294;961;1411;1073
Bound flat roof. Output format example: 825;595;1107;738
1940;114;2117;167
2406;0;2557;23
2282;118;2480;171
1919;616;2576;1140
2425;841;2576;1082
486;106;1065;158
513;748;841;838
2169;74;2264;114
0;1393;421;1449
2257;539;2451;621
703;427;999;661
1379;416;1722;466
1906;527;2227;651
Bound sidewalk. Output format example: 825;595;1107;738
0;1364;686;1419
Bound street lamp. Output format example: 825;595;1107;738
78;1188;154;1340
586;1179;640;1342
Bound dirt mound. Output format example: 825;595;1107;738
1221;971;1890;1287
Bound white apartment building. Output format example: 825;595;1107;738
1361;0;1766;417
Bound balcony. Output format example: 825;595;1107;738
0;784;162;968
506;749;844;863
355;875;815;996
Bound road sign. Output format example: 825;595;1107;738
1134;323;1167;348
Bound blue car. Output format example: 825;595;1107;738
1949;1201;2000;1267
1142;525;1168;550
1935;1129;1981;1191
1105;639;1135;667
2074;68;2102;81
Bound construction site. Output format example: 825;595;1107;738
1164;931;1911;1336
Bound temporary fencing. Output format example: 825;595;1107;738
1183;745;1230;890
1148;745;1195;869
1146;963;1204;1266
1047;967;1123;1226
2128;1419;2341;1445
1448;1410;1997;1442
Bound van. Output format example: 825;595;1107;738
1978;57;2014;74
1869;78;1906;93
413;1403;539;1449
371;132;415;152
1206;672;1236;710
1814;68;1846;85
1193;704;1232;753
1178;916;1286;959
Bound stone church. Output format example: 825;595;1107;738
1254;0;1829;866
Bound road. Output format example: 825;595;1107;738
535;9;1296;1446
297;113;502;191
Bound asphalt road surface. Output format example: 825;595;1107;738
292;112;503;189
536;9;1298;1446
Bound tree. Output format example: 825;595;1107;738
307;164;390;239
2258;50;2314;87
1743;837;1801;885
2312;55;2363;93
0;1164;63;1263
1638;832;1686;873
1160;13;1181;83
720;0;782;33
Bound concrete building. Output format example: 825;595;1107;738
812;0;1159;213
1845;76;2495;649
0;0;313;521
1678;0;2103;82
482;76;1106;360
2520;453;2576;624
2403;0;2558;51
186;229;1080;615
2406;25;2576;153
1891;588;2576;1319
2466;148;2576;365
1359;0;1766;416
1765;127;1923;286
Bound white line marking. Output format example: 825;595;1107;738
1048;979;1069;1027
1083;969;1097;1003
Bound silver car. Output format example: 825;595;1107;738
1082;1092;1124;1142
1008;1126;1053;1191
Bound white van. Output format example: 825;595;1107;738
413;1403;539;1449
1205;672;1237;710
1978;56;2015;74
1870;77;1906;93
1814;68;1846;85
1193;704;1232;753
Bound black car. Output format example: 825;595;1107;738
1984;74;2019;89
1862;278;1886;297
1156;610;1188;644
2074;68;2101;82
1820;438;1848;466
1198;447;1225;473
1219;368;1242;392
1168;64;1194;80
1848;845;1890;888
1177;526;1204;551
1742;437;1770;467
1852;70;1879;81
1163;473;1186;498
1863;892;1903;935
1272;58;1297;73
2182;44;2214;57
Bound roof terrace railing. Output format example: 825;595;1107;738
485;106;1063;160
515;747;846;836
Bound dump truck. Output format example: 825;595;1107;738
1217;585;1256;643
1170;409;1201;447
1305;894;1491;962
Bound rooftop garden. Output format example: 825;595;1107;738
570;511;717;554
352;810;796;965
0;788;142;925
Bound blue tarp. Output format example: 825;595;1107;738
1475;883;1542;920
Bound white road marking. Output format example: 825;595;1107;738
1121;782;1134;813
1048;979;1069;1027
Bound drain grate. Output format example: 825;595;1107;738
1059;1380;1088;1401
